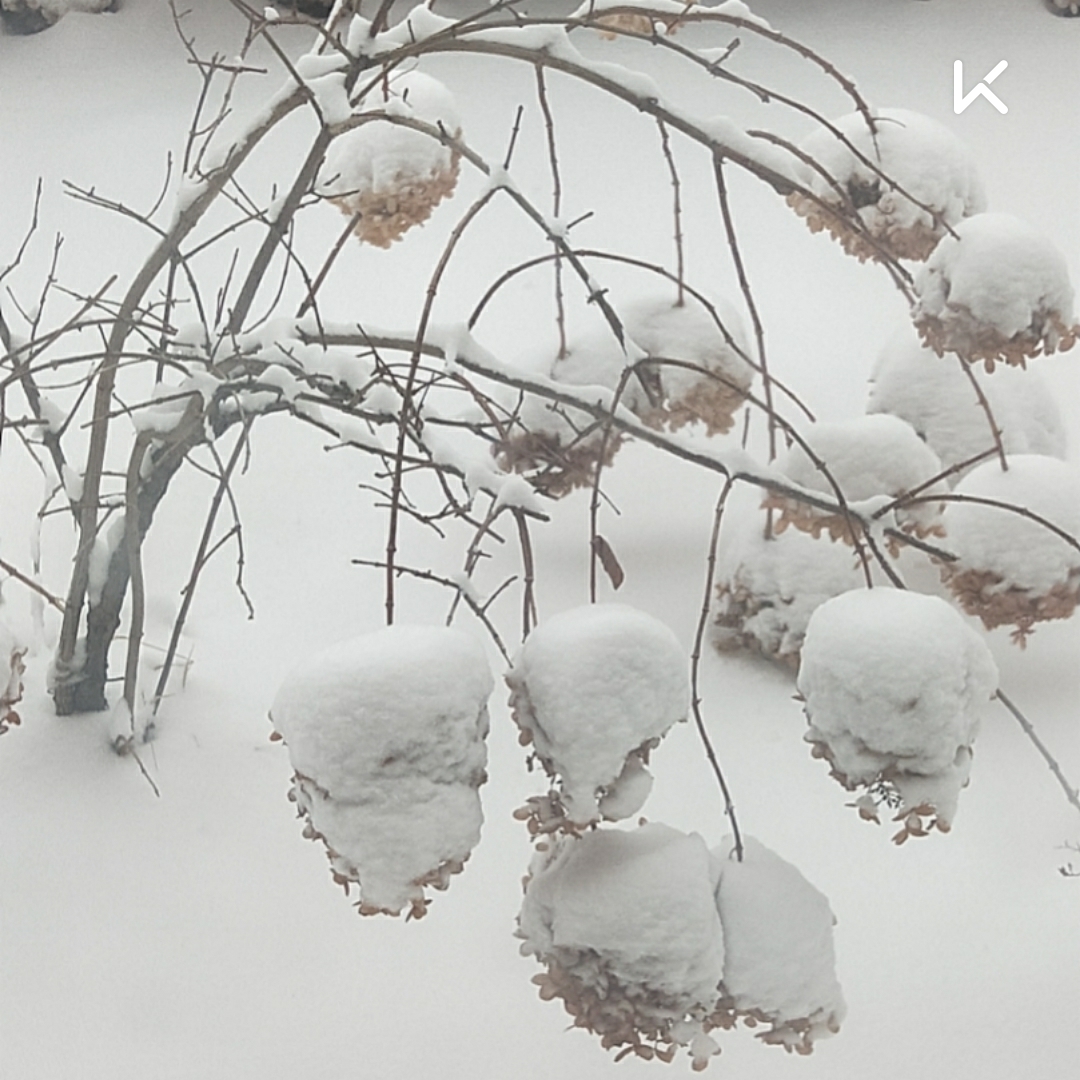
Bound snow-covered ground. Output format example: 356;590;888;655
1;2;1078;1078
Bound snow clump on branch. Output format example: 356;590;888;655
938;455;1080;644
798;588;998;842
788;107;985;262
319;70;462;248
270;625;493;918
507;603;688;832
912;213;1078;370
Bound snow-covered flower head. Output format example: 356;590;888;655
713;513;868;669
625;296;754;436
867;326;1066;478
507;603;688;830
713;836;845;1055
518;823;727;1068
939;455;1080;644
789;107;985;262
319;70;462;247
270;625;493;917
763;413;947;544
913;213;1078;370
798;588;998;841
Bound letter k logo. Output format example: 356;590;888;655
954;60;1009;114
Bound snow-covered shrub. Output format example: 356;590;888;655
867;327;1067;477
495;331;648;497
319;70;462;248
270;625;493;918
798;588;998;842
626;296;754;436
713;836;845;1055
517;823;727;1069
712;512;866;669
912;213;1079;371
762;414;947;544
939;455;1080;644
0;618;27;736
788;107;985;262
507;604;688;832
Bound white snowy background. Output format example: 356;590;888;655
1;1;1078;1078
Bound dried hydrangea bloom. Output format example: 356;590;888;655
867;326;1067;479
507;603;688;832
625;297;754;436
798;588;998;842
939;455;1080;645
494;332;651;498
762;413;947;545
712;514;867;669
913;213;1079;371
270;625;493;918
788;107;985;263
713;836;845;1055
0;619;27;736
319;71;461;248
517;824;727;1069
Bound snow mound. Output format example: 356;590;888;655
319;70;461;248
939;455;1080;644
0;617;27;736
913;213;1078;370
798;588;998;841
625;296;754;436
867;326;1067;477
713;836;845;1055
270;624;493;917
789;107;985;262
507;604;688;829
713;516;867;668
517;823;726;1068
763;413;947;543
0;1;112;35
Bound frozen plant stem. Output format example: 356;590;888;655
996;690;1080;816
691;476;744;858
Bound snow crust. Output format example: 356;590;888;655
867;327;1066;475
944;455;1080;593
507;604;688;825
714;836;845;1049
799;588;997;835
270;625;493;915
